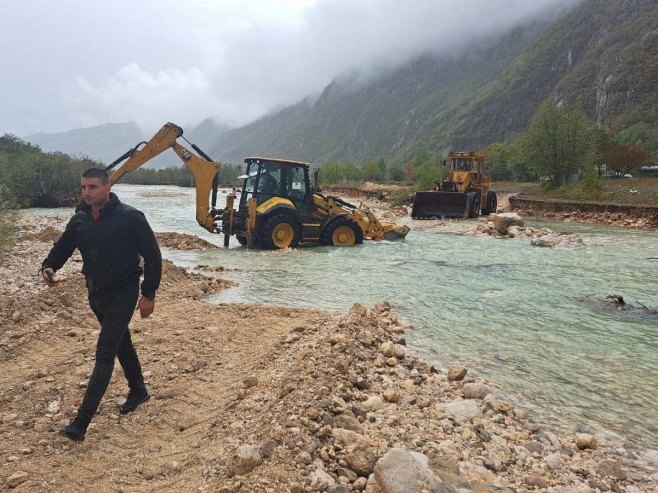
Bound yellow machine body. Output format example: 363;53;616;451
411;151;497;219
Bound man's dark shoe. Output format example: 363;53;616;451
59;419;87;442
120;389;150;414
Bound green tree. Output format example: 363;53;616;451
320;160;345;185
521;102;596;187
377;158;387;182
387;161;405;182
360;160;383;181
0;134;41;156
412;149;445;190
0;140;94;207
483;142;514;181
343;161;360;183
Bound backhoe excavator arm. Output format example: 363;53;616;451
104;122;221;232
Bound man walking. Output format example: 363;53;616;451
41;168;161;441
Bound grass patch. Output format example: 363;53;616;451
389;191;414;206
494;178;658;206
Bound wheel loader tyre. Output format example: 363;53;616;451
467;192;480;219
481;191;497;215
320;216;363;246
258;213;301;249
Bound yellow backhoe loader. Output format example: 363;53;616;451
220;157;410;248
411;151;497;219
105;123;409;248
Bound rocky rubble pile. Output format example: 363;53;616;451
511;208;658;231
155;232;219;250
201;302;656;492
465;213;583;248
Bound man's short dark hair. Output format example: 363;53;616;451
82;168;110;184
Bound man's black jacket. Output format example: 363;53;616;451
42;193;162;298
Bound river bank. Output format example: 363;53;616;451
327;183;658;231
0;217;656;492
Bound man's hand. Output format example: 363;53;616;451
41;268;59;287
136;296;155;319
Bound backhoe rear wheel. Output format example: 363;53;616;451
320;216;364;246
258;213;301;249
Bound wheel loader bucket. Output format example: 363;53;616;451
411;191;469;219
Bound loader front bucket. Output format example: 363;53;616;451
411;191;469;219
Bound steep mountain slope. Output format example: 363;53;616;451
210;0;658;164
209;22;548;164
24;119;228;168
26;122;143;164
456;0;658;151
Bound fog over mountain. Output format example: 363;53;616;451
2;0;579;137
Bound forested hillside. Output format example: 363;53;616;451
207;0;658;164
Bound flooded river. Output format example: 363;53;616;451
37;185;658;447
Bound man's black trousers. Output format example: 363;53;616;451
77;281;145;424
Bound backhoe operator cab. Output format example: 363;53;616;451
241;158;311;211
221;157;410;249
227;157;312;249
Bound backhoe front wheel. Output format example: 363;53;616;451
258;214;301;249
321;216;364;246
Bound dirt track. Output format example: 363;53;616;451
0;221;328;491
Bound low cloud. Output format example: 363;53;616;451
1;0;581;136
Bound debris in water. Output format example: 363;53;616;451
605;294;625;306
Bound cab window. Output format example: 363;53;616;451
452;159;472;171
285;165;307;201
255;163;282;198
240;163;259;206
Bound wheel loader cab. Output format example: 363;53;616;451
452;158;473;171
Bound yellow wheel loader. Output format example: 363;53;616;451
104;123;409;249
411;151;497;219
220;157;410;249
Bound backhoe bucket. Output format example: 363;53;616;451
381;224;411;240
411;191;469;219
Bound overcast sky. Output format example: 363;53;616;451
1;0;580;137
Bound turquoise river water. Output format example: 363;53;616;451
34;184;658;447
